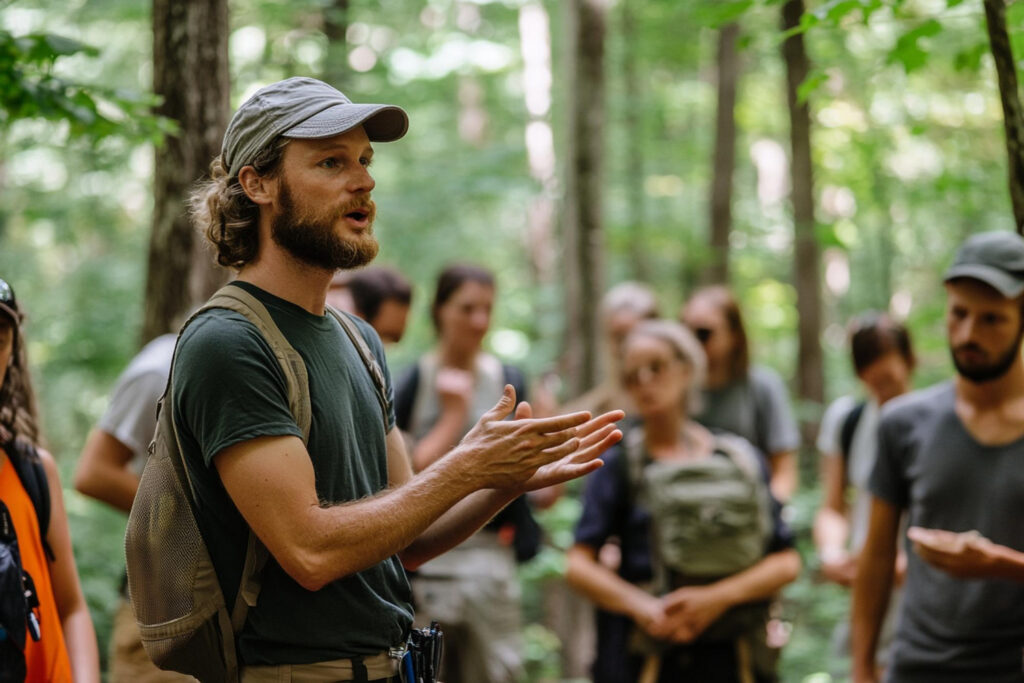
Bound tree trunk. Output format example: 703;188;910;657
983;0;1024;233
562;0;608;397
621;0;649;281
322;0;349;87
706;22;740;285
143;0;230;343
781;0;823;441
519;2;557;287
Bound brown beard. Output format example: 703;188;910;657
271;177;379;271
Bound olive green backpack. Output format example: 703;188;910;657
124;283;387;683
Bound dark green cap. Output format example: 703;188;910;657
222;77;408;177
944;230;1024;298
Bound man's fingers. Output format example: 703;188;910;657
577;423;620;450
569;410;626;442
483;384;517;421
517;410;592;434
515;400;533;420
539;437;580;461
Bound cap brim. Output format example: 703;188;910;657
283;103;408;142
944;264;1024;298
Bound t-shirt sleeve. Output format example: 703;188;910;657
173;313;304;467
574;447;627;550
815;395;857;456
97;367;168;465
753;367;801;454
868;405;909;508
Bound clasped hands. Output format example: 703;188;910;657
633;584;732;644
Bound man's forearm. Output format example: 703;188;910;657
851;551;895;680
400;487;516;569
263;450;482;591
990;542;1024;581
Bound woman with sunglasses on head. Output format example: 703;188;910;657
567;320;800;683
0;279;99;681
680;286;801;503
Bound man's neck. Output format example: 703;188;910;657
237;248;334;316
956;358;1024;410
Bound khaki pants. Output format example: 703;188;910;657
412;534;523;683
241;651;400;682
109;599;197;683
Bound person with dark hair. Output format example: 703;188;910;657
393;263;533;683
567;319;800;683
680;286;800;502
813;312;915;671
168;77;622;680
326;267;412;344
853;231;1024;683
0;278;99;681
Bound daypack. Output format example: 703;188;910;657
0;439;51;682
124;284;388;683
622;426;773;582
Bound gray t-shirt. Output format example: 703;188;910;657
696;365;801;457
870;382;1024;682
97;334;176;474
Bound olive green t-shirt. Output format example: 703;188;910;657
171;281;412;666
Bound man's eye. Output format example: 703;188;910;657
360;157;373;168
320;158;339;169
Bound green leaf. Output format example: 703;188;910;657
797;70;828;104
887;19;943;74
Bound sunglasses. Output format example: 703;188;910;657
693;327;714;344
622;354;682;388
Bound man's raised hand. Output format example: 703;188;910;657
452;385;623;492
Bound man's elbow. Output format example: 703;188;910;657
278;548;337;592
72;466;102;501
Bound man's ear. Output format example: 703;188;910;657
238;166;276;206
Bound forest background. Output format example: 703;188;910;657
2;0;1023;680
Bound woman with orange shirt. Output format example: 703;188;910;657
0;278;98;682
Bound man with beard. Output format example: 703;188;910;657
175;77;623;681
851;230;1024;683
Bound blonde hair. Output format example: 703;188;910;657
625;318;707;414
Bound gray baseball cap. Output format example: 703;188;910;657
222;77;408;177
944;230;1024;298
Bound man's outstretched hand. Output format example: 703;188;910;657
452;385;622;493
908;526;1024;581
512;398;623;492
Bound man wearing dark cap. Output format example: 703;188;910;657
172;77;622;681
851;230;1024;683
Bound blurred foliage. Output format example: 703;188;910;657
1;0;1021;679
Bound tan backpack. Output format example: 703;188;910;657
124;284;387;682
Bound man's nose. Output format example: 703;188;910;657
349;165;375;194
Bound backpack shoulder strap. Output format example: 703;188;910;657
203;284;312;442
6;440;54;562
326;307;390;426
839;400;867;466
180;283;314;635
619;424;648;505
